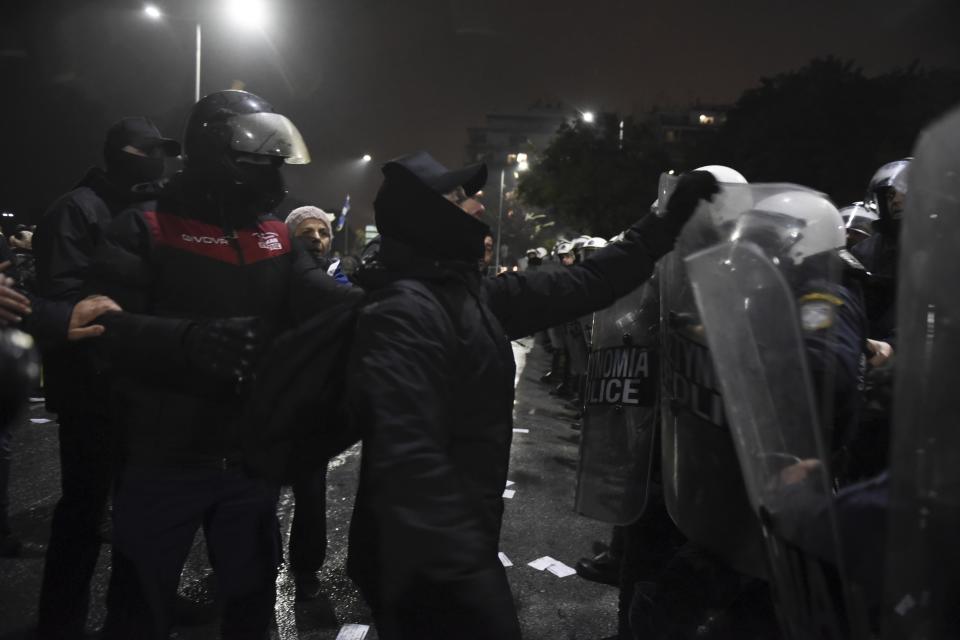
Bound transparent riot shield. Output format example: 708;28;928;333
575;280;659;524
882;107;960;640
687;234;867;639
656;173;768;579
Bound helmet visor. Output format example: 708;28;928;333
227;112;311;165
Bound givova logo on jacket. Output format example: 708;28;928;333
585;346;657;406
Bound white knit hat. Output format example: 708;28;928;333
285;206;335;236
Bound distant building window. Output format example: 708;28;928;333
698;114;716;125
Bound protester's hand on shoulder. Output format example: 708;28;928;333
68;295;122;341
0;261;31;326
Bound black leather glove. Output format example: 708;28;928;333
182;316;264;383
662;170;721;236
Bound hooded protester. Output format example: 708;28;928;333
285;205;349;284
343;151;717;640
32;115;179;639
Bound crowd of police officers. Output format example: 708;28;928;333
0;88;958;640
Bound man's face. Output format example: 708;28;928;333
886;188;906;221
295;218;332;257
483;236;494;266
444;186;485;219
561;253;575;266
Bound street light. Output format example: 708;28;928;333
581;111;595;124
361;154;373;163
494;153;530;272
225;0;269;30
144;1;271;103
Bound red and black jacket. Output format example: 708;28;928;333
88;174;355;467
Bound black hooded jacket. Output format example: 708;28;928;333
31;168;160;414
344;213;680;617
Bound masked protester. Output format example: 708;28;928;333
85;90;358;640
343;151;715;640
31;116;179;639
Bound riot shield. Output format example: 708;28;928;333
883;106;960;639
656;173;768;579
687;234;866;639
575;280;659;524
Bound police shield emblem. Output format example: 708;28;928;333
575;280;659;524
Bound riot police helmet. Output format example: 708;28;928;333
839;202;878;247
735;190;845;265
694;164;751;225
865;158;911;227
580;236;608;260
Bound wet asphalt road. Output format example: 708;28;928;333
0;339;618;639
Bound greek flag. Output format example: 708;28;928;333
336;194;351;232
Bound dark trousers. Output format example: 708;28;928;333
37;412;118;639
104;464;280;640
360;567;522;640
0;423;12;537
289;463;328;575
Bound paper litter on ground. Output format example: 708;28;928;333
547;561;577;578
527;556;558;571
498;552;513;567
335;624;370;640
30;418;52;424
505;480;515;487
512;428;529;433
502;489;515;499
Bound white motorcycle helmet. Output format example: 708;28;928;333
556;240;574;256
694;164;751;226
737;190;845;265
535;247;548;260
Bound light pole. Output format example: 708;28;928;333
494;152;528;273
144;1;268;103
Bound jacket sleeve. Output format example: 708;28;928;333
83;208;196;374
484;213;676;339
345;287;491;597
22;195;99;349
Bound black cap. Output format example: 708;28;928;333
104;117;181;157
386;151;487;196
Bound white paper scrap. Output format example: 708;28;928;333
502;489;515;499
335;624;370;640
512;428;529;433
29;397;45;403
30;418;52;424
527;556;557;571
505;480;515;487
547;561;577;578
498;552;513;567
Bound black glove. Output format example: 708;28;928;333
182;317;264;383
662;170;720;236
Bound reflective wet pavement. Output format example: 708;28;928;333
0;339;618;639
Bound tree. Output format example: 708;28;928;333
701;57;960;205
517;113;668;238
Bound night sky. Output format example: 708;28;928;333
2;0;958;228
